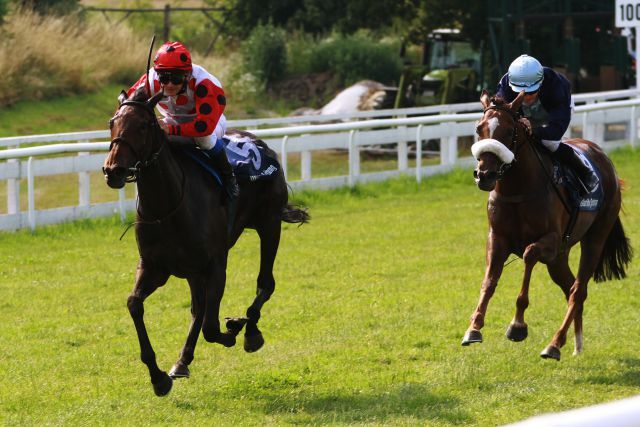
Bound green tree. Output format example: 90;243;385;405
224;0;415;37
0;0;8;22
15;0;80;15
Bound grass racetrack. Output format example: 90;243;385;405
1;148;639;426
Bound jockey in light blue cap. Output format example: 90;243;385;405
497;54;598;196
507;54;544;93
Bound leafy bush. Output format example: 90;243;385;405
307;34;402;86
241;23;287;85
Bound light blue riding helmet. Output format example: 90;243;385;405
508;54;544;93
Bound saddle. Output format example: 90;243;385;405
552;147;603;212
174;135;281;186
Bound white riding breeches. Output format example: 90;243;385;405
540;138;561;152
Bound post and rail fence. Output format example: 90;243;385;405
0;89;638;231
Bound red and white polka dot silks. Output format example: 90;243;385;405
127;64;226;138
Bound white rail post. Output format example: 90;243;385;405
416;125;423;183
280;135;288;180
27;156;35;231
78;149;90;207
301;148;312;181
348;130;357;187
582;111;590;140
441;135;458;165
7;145;20;215
118;187;126;223
631;106;637;149
397;114;408;171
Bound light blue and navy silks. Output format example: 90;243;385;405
552;147;603;212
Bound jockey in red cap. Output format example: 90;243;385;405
127;41;238;199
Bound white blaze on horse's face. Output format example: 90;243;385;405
471;114;515;165
488;117;499;139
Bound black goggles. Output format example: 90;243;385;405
158;72;186;85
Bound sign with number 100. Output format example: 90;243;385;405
616;0;640;27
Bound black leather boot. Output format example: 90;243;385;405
206;148;239;200
553;142;598;196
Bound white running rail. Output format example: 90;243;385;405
1;89;639;231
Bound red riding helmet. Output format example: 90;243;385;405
153;41;192;72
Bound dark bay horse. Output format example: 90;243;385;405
102;89;309;396
462;90;632;360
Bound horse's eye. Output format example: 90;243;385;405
108;119;114;129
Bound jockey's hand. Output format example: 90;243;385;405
158;119;170;134
520;118;533;138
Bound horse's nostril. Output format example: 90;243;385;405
473;170;479;179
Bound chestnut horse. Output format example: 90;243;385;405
102;89;309;396
462;90;632;360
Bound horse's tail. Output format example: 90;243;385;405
281;204;310;225
594;216;633;282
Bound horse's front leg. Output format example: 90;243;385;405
462;233;509;345
201;256;237;347
127;260;172;396
507;232;560;342
169;282;205;379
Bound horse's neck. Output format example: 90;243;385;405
136;146;184;217
496;137;549;196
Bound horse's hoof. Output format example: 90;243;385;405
169;362;190;379
506;324;528;342
225;317;249;336
461;329;483;346
244;332;265;353
218;331;237;348
152;372;173;397
540;345;561;361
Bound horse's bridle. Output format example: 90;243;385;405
481;104;524;180
105;100;165;183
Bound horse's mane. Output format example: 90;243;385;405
130;87;150;103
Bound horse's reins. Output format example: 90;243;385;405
109;99;187;238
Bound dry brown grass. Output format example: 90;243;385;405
0;9;148;107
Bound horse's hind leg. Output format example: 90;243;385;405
244;219;281;353
546;253;583;355
542;221;614;361
127;262;172;396
170;283;205;379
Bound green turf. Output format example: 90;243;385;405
0;148;639;426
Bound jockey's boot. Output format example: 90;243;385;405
206;148;240;200
554;142;598;196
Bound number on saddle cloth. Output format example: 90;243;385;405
222;135;280;182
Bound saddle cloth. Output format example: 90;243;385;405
179;134;280;185
552;147;603;212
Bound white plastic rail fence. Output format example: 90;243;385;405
0;89;639;231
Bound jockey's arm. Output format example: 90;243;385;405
534;78;572;141
166;79;226;138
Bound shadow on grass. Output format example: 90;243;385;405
575;357;640;387
253;382;472;425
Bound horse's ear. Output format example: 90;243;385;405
118;90;128;105
480;89;490;109
509;90;526;112
146;91;164;109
